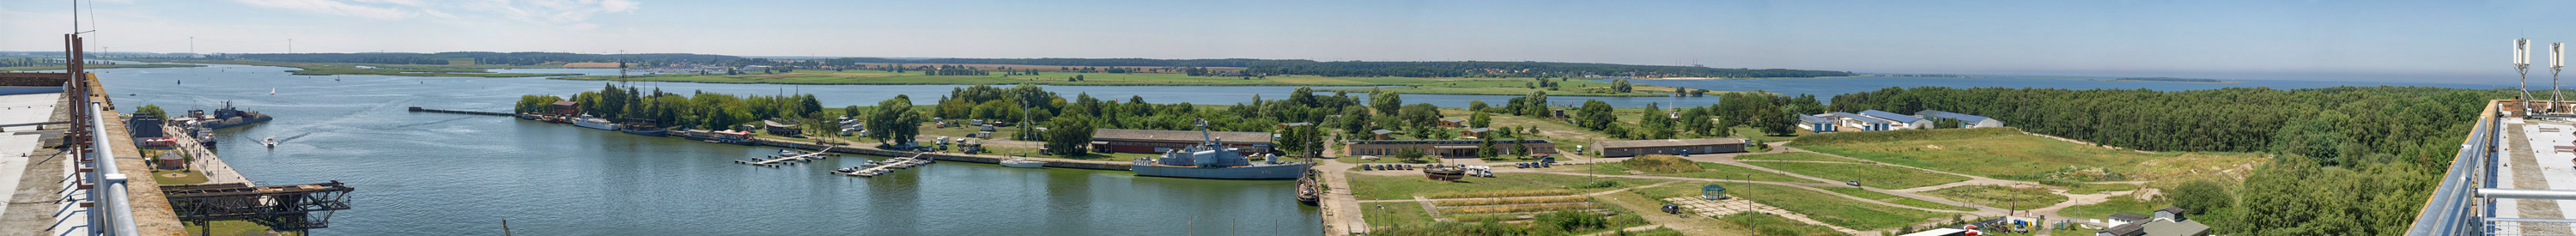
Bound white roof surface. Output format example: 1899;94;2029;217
0;92;60;223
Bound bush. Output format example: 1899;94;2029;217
1535;210;1610;232
2168;179;2231;213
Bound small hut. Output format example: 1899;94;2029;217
1702;185;1729;200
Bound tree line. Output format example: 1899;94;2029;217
513;83;827;131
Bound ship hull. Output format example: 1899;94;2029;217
1132;163;1310;180
200;116;271;130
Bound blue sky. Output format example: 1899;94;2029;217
0;0;2558;82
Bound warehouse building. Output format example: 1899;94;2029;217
1591;137;1749;158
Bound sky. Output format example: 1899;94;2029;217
0;0;2562;82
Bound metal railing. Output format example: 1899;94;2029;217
83;100;140;236
2406;100;2504;236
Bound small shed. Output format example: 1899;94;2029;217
763;119;803;136
1701;185;1728;200
550;100;580;116
1440;118;1468;128
1370;129;1399;140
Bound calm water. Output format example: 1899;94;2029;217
72;63;2503;234
89;64;1321;235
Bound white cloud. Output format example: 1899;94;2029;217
231;0;419;20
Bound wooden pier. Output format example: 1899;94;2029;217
736;147;835;166
834;154;934;177
405;106;513;117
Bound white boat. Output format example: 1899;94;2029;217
1000;159;1044;168
261;137;277;148
570;114;619;130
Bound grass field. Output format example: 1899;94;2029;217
1734;153;1861;163
1732;125;1809;143
1714;212;1847;236
1817;187;1976;211
1789;128;2266;181
1742;161;1969;189
152;170;210;185
1635;182;1947;230
1362;202;1436;228
1;64;203;71
1922;185;2068;210
1346;172;1633;200
2057;197;2164;219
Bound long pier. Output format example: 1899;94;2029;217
738;147;834;166
404;106;512;117
833;154;934;177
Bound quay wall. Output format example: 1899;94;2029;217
405;106;513;117
751;139;1133;171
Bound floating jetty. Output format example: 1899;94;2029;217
737;147;835;167
834;154;935;178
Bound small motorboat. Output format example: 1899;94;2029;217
261;137;277;148
1000;159;1044;168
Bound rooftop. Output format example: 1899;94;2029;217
2110;212;2150;221
1347;140;1553;145
1092;129;1274;143
1860;110;1924;123
1591;137;1747;149
1797;114;1834;123
1916;110;1994;122
1828;112;1891;124
2140;220;2211;236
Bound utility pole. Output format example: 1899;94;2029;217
287;39;294;53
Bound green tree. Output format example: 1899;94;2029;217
1575;100;1615;130
867;95;921;144
1468;100;1489;112
1046;114;1097;156
137;104;167;120
1470;112;1492;128
2169;179;2233;214
1371;89;1405;117
1394;146;1425;162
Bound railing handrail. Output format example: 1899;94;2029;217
2406;100;2504;236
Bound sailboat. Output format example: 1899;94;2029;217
269;88;276;96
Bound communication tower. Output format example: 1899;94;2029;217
2518;39;2533;116
2554;42;2565;112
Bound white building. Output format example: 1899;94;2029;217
1917;110;2005;128
1860;110;1932;130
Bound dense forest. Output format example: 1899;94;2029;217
1825;86;2500;235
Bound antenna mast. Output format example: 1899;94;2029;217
2555;42;2565;113
2519;39;2534;117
